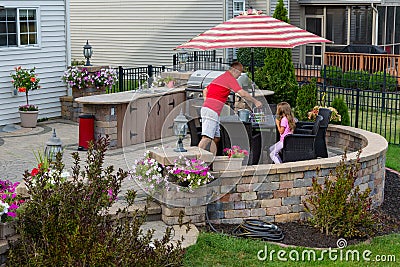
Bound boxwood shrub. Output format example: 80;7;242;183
342;70;370;89
320;66;343;87
369;71;398;92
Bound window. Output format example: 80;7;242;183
233;0;245;17
326;7;347;45
0;8;38;47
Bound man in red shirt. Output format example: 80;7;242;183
198;61;262;154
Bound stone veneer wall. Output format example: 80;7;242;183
161;125;388;226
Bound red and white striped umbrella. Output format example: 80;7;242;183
176;15;331;50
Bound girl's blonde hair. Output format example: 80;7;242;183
276;102;296;131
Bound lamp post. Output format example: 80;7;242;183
173;110;188;152
83;40;93;66
45;129;63;162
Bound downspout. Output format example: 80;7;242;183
224;0;229;61
65;0;71;96
65;0;71;67
266;0;270;16
371;3;378;45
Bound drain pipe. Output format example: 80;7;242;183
371;3;378;46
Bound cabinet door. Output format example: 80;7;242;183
161;92;185;139
145;96;159;142
134;98;151;144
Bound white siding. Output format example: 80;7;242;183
69;0;224;68
0;0;68;126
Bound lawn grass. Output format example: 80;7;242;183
184;233;399;266
386;144;400;171
184;146;400;266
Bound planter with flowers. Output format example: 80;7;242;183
0;180;24;239
10;66;41;128
308;106;341;123
213;146;248;171
166;156;214;191
62;66;118;99
129;151;169;197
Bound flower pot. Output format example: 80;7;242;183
19;110;39;128
0;221;16;240
212;156;243;171
72;86;106;99
167;81;175;88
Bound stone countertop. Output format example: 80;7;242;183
74;87;185;105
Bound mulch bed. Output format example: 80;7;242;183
201;169;400;248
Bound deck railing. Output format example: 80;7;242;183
324;52;400;77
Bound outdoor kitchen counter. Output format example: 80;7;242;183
74;87;185;105
75;87;186;149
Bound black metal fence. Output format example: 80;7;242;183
110;65;167;93
173;50;231;71
295;64;400;145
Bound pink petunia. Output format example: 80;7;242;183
7;212;17;218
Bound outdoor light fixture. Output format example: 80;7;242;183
173;110;188;152
45;129;63;162
0;6;5;11
83;40;93;66
178;50;188;71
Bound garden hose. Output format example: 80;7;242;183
206;206;284;242
232;219;285;242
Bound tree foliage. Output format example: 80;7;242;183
294;79;317;121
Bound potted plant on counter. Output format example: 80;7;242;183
62;66;118;98
10;66;41;128
213;145;248;171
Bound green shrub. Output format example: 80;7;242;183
320;66;343;86
331;97;350;126
342;70;370;89
304;151;376;238
8;137;184;266
294;78;317;121
237;47;266;68
369;71;398;92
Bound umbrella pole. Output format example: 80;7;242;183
251;48;255;97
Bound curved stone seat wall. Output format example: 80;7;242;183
161;125;388;226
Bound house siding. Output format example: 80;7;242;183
69;0;224;68
382;0;400;6
0;0;68;126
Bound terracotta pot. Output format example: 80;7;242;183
212;156;243;171
0;221;16;240
167;81;175;88
19;110;39;128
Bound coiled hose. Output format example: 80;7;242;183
206;205;284;242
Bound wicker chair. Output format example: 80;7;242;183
219;121;262;165
295;108;332;158
281;115;323;163
187;117;202;146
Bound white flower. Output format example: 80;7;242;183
0;202;10;216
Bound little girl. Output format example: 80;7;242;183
269;102;296;164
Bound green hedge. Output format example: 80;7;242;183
321;66;343;87
342;70;370;89
369;71;398;92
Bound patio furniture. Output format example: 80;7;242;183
187;116;202;146
295;108;332;158
281;115;322;163
219;118;262;165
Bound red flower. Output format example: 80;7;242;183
18;87;26;93
30;77;36;82
31;167;39;177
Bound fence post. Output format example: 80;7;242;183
148;65;154;86
173;54;177;70
382;68;386;111
118;66;124;92
355;87;360;128
321;65;327;104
